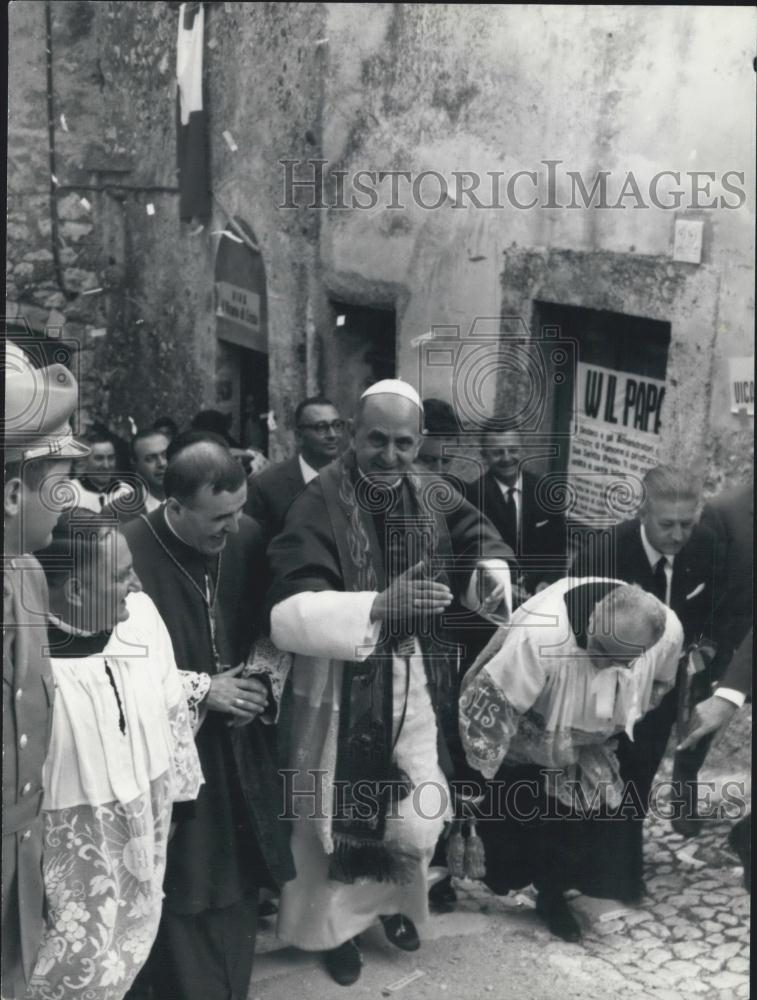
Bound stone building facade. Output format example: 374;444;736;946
6;2;754;495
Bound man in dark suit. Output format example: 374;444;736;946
464;431;567;604
245;396;344;540
573;464;726;852
701;481;752;677
679;628;752;886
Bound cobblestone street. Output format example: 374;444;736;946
250;709;750;1000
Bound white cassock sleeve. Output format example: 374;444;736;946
461;558;513;623
270;591;382;662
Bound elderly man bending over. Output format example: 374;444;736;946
459;579;683;942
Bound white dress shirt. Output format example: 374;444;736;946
298;455;319;485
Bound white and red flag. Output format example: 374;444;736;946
176;2;210;223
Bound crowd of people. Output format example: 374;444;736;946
3;342;752;1000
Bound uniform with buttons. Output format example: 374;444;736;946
3;339;90;995
2;558;55;997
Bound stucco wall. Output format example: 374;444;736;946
317;4;755;485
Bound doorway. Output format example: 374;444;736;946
324;301;396;420
536;301;672;525
214;340;269;452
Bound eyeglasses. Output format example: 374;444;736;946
297;420;345;436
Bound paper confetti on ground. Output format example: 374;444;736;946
675;846;706;869
382;969;425;993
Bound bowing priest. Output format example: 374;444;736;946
122;439;294;1000
268;379;513;986
459;579;683;941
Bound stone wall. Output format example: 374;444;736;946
7;0;102;427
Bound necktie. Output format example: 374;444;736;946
502;487;518;549
652;555;668;604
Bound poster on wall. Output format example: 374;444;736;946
568;362;666;522
214;219;267;354
728;357;754;416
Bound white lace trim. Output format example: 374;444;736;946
166;689;204;800
179;670;211;732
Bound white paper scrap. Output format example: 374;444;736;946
383;969;425;993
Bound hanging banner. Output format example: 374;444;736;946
728;357;754;415
568;362;666;522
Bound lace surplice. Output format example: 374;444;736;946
25;592;203;1000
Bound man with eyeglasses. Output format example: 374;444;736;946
245;395;344;540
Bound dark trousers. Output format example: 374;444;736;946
475;765;646;903
126;893;258;1000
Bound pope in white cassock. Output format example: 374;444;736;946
268;380;513;985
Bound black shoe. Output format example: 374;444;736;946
323;939;362;986
671;815;705;838
429;875;457;913
536;893;582;943
380;914;420;952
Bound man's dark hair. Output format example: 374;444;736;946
422;398;459;435
190;409;236;442
166;429;228;462
131;426;170;460
295;395;338;427
36;508;118;591
152;415;179;437
164;440;246;505
81;425;131;471
83;425;117;448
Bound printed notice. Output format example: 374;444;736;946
728;357;754;416
568;362;665;522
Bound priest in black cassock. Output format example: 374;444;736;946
123;439;294;1000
